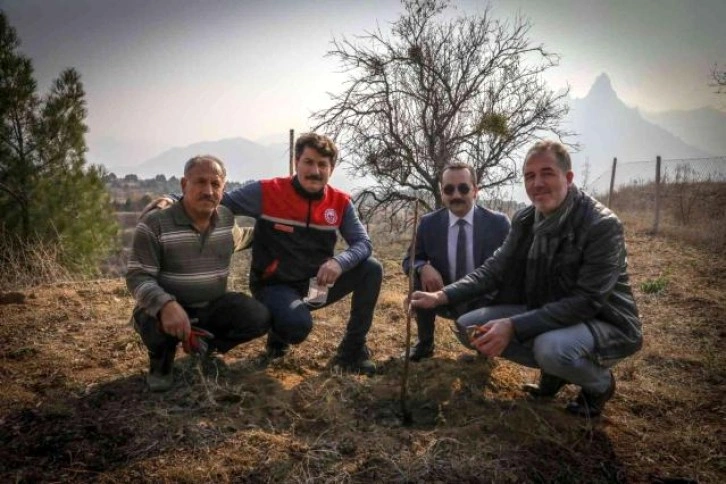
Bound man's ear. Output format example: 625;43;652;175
566;171;574;185
181;176;188;193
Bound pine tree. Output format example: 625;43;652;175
0;12;38;238
0;12;117;274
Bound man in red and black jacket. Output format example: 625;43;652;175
221;133;381;375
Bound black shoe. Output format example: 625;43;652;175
522;372;568;398
265;341;290;360
147;347;176;392
332;346;376;376
401;342;434;362
566;372;616;417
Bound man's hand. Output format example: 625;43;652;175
470;318;515;357
316;259;343;287
159;301;191;341
409;290;448;311
419;264;444;292
139;196;175;220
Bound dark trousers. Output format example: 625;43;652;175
412;274;487;348
255;258;383;358
132;292;271;367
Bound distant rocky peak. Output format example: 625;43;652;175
585;73;618;102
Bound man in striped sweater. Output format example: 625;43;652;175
126;156;271;392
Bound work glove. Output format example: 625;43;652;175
182;326;215;355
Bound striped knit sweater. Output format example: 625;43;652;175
126;202;238;317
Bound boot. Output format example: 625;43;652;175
263;331;290;361
332;345;376;376
566;371;616;417
522;372;568;398
401;341;434;362
146;346;176;392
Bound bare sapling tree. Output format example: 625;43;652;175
313;0;570;221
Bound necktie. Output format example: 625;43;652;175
455;219;467;280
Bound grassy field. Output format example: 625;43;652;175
0;213;724;482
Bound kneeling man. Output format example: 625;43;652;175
410;140;642;417
126;155;271;392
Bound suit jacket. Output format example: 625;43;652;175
402;205;510;285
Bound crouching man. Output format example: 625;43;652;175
410;140;642;417
126;155;270;392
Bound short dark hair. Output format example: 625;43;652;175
524;140;571;173
441;161;476;186
294;133;338;167
184;155;226;178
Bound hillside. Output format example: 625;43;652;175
0;223;724;482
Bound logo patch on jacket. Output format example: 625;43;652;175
273;223;294;233
324;208;338;225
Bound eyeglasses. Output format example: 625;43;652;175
442;183;472;196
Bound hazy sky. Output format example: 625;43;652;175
2;0;724;168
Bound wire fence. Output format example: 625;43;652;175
587;156;726;252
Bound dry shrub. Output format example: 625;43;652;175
610;180;726;252
0;232;72;290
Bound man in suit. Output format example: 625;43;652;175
410;140;642;417
402;162;510;361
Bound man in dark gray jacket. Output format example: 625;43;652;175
410;140;642;417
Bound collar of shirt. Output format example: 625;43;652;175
447;205;475;228
173;198;219;230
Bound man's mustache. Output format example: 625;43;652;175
198;195;217;202
305;174;324;181
449;198;465;205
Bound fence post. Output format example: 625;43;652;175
289;129;295;176
607;157;617;208
653;155;661;234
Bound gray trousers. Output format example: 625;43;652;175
455;305;617;393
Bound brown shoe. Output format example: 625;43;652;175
522;372;567;398
566;371;616;417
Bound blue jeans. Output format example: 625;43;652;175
256;258;383;357
455;305;617;393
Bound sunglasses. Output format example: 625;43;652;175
442;183;472;196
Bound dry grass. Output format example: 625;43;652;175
1;219;725;483
609;180;726;253
0;236;73;291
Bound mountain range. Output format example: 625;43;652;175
100;73;726;195
565;74;724;189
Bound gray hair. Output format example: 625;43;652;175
184;155;227;178
523;140;571;173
